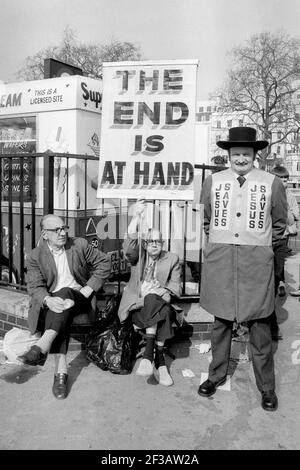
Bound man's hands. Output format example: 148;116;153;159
44;296;66;313
80;285;94;298
43;285;93;313
135;198;145;218
44;296;75;312
128;199;146;236
161;292;171;303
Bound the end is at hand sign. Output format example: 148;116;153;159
97;59;198;201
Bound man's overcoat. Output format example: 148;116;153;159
200;167;287;322
118;236;182;323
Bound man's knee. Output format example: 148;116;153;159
54;287;75;299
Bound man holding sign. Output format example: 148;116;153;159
198;127;287;411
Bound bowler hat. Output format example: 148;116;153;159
217;127;268;151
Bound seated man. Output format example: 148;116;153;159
118;200;182;387
18;214;111;399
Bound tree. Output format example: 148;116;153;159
211;155;227;166
214;31;300;168
16;27;142;81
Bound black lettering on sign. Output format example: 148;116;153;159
2;157;33;202
213;181;232;230
81;82;102;108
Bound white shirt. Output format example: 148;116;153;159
49;246;82;293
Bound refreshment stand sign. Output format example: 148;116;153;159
0;76;102;210
97;59;198;200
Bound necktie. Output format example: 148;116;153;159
237;175;246;187
144;260;156;282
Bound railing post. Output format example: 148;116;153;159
43;151;54;214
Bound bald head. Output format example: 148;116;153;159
40;214;64;231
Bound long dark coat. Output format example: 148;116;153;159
200;172;287;322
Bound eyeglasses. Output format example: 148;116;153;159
146;239;162;245
44;225;69;234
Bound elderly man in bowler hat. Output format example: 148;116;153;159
198;127;287;411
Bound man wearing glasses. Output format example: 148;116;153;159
18;214;111;399
118;200;182;387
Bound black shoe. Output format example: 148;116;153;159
52;373;68;400
261;390;278;411
198;378;226;397
17;345;47;366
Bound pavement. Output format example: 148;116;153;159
0;256;300;451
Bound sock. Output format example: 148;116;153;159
54;354;68;375
154;344;165;368
36;329;58;353
143;334;155;362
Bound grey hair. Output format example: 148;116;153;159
40;214;64;230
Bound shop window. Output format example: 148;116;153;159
0;116;36;202
0;116;36;154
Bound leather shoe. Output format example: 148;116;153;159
261;390;278;411
17;345;47;366
52;373;68;400
198;378;226;397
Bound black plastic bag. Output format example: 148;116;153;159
94;294;122;332
86;316;139;375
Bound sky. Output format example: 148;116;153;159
0;0;300;99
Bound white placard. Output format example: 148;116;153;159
97;60;198;200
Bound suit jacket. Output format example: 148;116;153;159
26;237;111;334
118;236;182;322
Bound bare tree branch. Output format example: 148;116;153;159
16;27;143;81
213;31;300;168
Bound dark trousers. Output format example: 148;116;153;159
131;294;175;342
37;287;92;354
271;238;288;332
208;316;275;392
273;238;288;292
